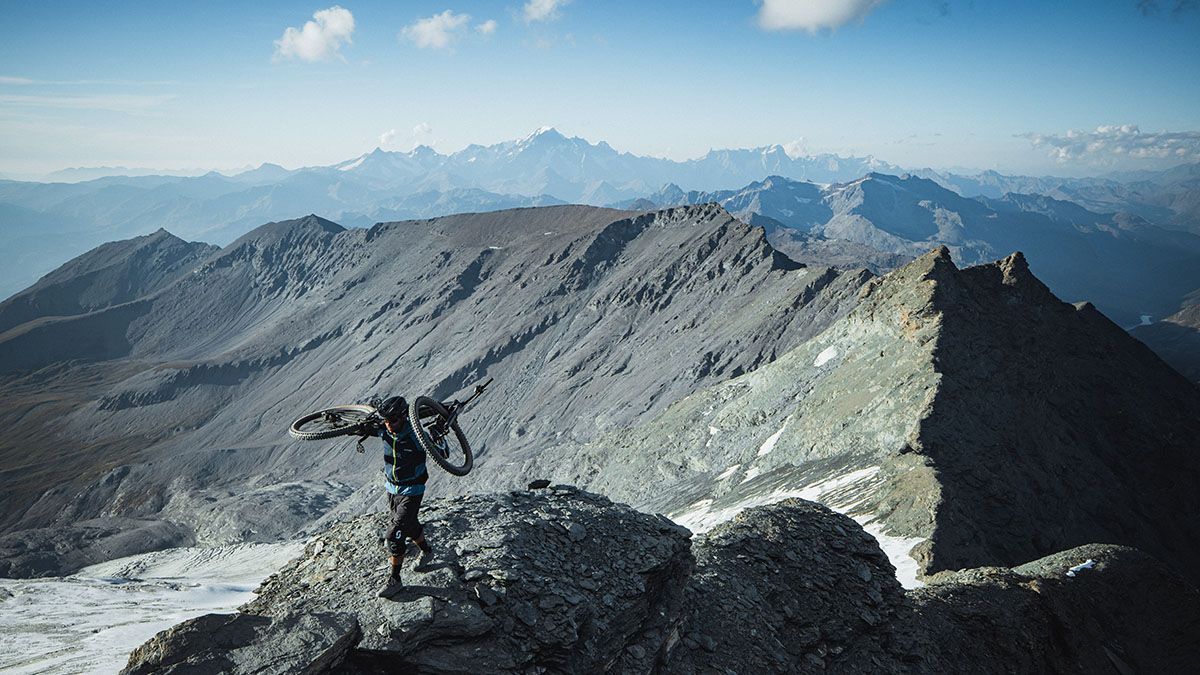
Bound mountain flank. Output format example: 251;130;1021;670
0;228;217;334
1132;302;1200;384
0;205;871;575
120;489;1200;674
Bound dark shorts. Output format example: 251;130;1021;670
385;493;424;554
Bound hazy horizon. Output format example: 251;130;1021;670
3;1;1199;180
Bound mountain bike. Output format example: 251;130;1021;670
288;378;493;476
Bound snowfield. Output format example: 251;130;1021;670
670;466;926;589
0;542;303;675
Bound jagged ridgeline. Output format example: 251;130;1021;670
529;247;1200;583
1;203;1198;591
0;205;870;575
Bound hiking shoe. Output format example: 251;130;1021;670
417;537;432;554
378;574;404;599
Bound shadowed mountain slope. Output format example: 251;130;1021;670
0;205;871;574
524;247;1200;583
1133;302;1200;384
0;229;217;333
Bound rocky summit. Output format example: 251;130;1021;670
120;488;1200;674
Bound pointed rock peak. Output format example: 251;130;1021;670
911;245;957;275
521;126;567;145
997;251;1030;283
143;227;183;243
294;214;344;234
858;245;959;307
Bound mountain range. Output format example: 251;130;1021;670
4;127;1196;304
628;173;1200;325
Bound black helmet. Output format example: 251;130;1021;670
378;396;407;421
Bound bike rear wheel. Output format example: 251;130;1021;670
289;405;377;440
408;396;473;476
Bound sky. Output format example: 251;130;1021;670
1;0;1198;178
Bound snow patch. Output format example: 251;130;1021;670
855;518;925;589
1066;559;1096;577
717;464;741;480
740;466;762;483
337;155;366;172
0;542;302;675
814;346;839;367
674;467;879;533
757;422;787;456
668;467;926;588
708;425;719;436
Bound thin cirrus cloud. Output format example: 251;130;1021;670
1021;125;1200;165
0;93;175;115
755;0;887;32
273;5;355;62
524;0;571;23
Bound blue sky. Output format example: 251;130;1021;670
1;0;1198;177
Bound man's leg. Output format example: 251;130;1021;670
379;494;409;598
404;494;431;554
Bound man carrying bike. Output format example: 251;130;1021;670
373;395;431;599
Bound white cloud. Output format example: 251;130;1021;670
756;0;887;32
476;19;498;35
1021;125;1200;165
0;76;34;85
524;0;571;23
273;6;355;62
379;123;434;150
401;10;472;50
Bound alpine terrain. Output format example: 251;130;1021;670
1;203;1198;672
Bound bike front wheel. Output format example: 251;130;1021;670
408;396;473;476
289;405;377;440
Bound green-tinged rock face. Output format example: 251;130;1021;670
525;246;1200;587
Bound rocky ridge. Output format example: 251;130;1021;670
0;228;217;334
640;172;1200;325
522;247;1200;584
120;488;1200;674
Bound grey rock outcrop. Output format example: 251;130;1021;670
121;611;359;675
0;517;192;578
121;491;1200;674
